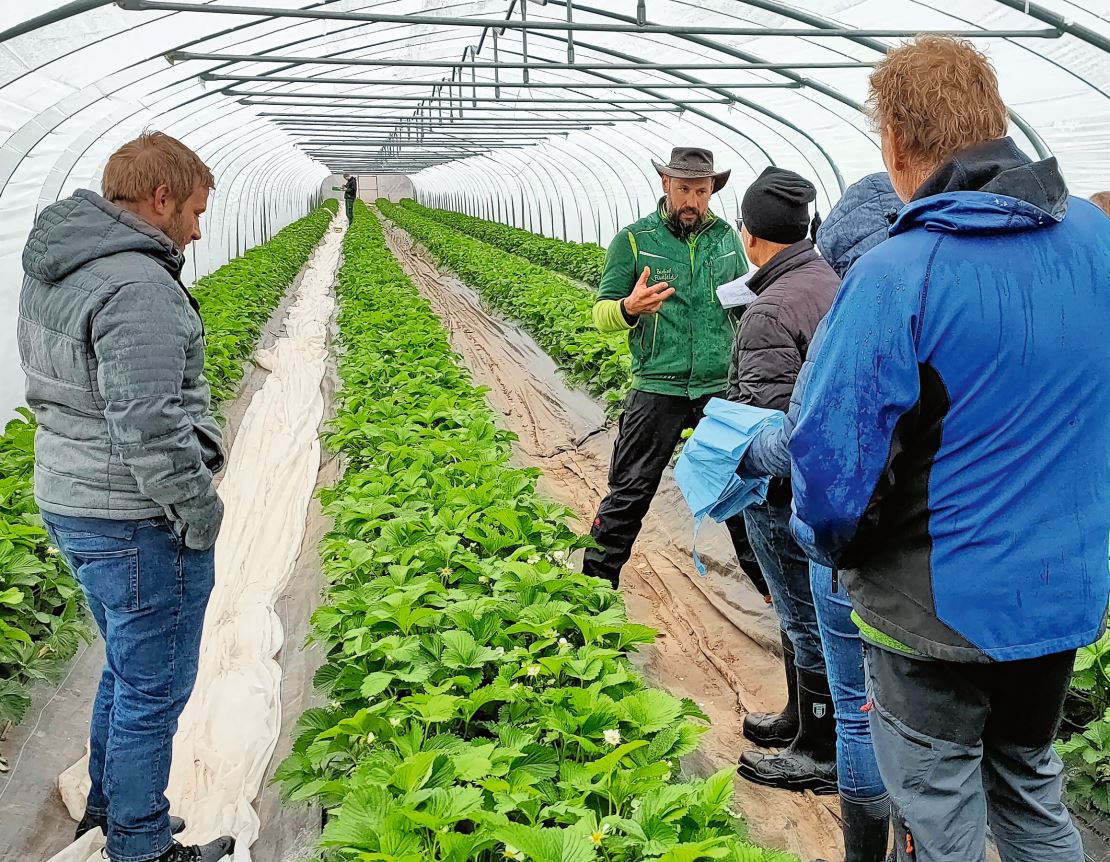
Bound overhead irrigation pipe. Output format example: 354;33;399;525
245;95;718;105
265;117;642;125
204;73;806;89
115;1;1062;38
238;97;692;111
168;51;878;72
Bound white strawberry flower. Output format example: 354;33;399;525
552;550;568;562
46;547;60;556
503;845;525;861
603;729;621;746
526;664;541;678
558;637;569;647
590;823;612;846
478;575;489;584
389;717;402;727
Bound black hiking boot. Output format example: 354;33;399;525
814;794;891;862
151;837;235;862
738;666;838;794
742;630;799;748
75;811;186;841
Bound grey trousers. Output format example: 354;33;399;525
864;643;1083;862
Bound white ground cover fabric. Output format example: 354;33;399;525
47;211;345;862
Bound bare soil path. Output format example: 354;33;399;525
380;215;842;860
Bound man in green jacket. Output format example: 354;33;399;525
584;147;754;587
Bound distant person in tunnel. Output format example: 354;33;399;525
343;173;358;223
18;132;234;862
584;147;764;595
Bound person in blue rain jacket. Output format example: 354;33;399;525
788;36;1110;862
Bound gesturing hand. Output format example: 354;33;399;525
622;267;675;317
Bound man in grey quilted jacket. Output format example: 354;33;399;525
18;132;234;862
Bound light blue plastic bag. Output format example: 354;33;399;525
674;398;785;574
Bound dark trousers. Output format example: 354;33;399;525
866;644;1081;861
345;197;355;223
583;389;761;589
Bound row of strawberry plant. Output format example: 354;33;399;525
400;200;607;288
0;201;338;731
275;205;790;862
378;199;631;411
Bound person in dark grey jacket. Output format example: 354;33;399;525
725;167;840;795
18;132;234;862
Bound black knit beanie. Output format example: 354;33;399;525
741;166;818;244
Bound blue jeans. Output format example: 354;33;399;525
43;514;215;862
744;501;825;674
810;563;886;801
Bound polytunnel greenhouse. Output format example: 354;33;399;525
2;1;1110;861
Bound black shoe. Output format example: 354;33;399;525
75;811;186;841
738;666;838;794
742;630;799;748
154;837;235;862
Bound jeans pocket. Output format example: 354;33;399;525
70;546;143;613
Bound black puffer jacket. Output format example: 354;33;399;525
726;240;839;411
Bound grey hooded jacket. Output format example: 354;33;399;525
18;190;225;549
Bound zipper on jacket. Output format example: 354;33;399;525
832;566;840;593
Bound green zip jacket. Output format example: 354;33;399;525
593;200;748;398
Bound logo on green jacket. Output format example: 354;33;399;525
651;268;677;283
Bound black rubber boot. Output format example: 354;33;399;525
738;666;838;794
75;811;186;841
742;630;799;748
151;837;235;862
817;794;889;862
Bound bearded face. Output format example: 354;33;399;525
662;176;713;240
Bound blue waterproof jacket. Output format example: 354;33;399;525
788;139;1110;663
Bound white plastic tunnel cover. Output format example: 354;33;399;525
2;0;1110;859
3;2;1110;419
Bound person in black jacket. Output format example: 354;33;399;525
726;167;840;794
343;173;357;223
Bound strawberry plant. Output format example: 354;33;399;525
378;200;632;411
0;201;338;731
401;200;607;288
277;203;793;862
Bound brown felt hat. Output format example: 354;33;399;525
652;147;731;193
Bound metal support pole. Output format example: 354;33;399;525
521;0;529;85
636;0;646;26
492;28;500;99
117;3;1064;38
566;0;575;63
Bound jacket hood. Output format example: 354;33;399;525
23;189;184;284
892;137;1069;237
815;172;903;278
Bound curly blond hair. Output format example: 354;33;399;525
868;36;1008;167
103;131;214;207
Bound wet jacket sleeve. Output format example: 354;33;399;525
786;265;921;568
92;281;222;549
